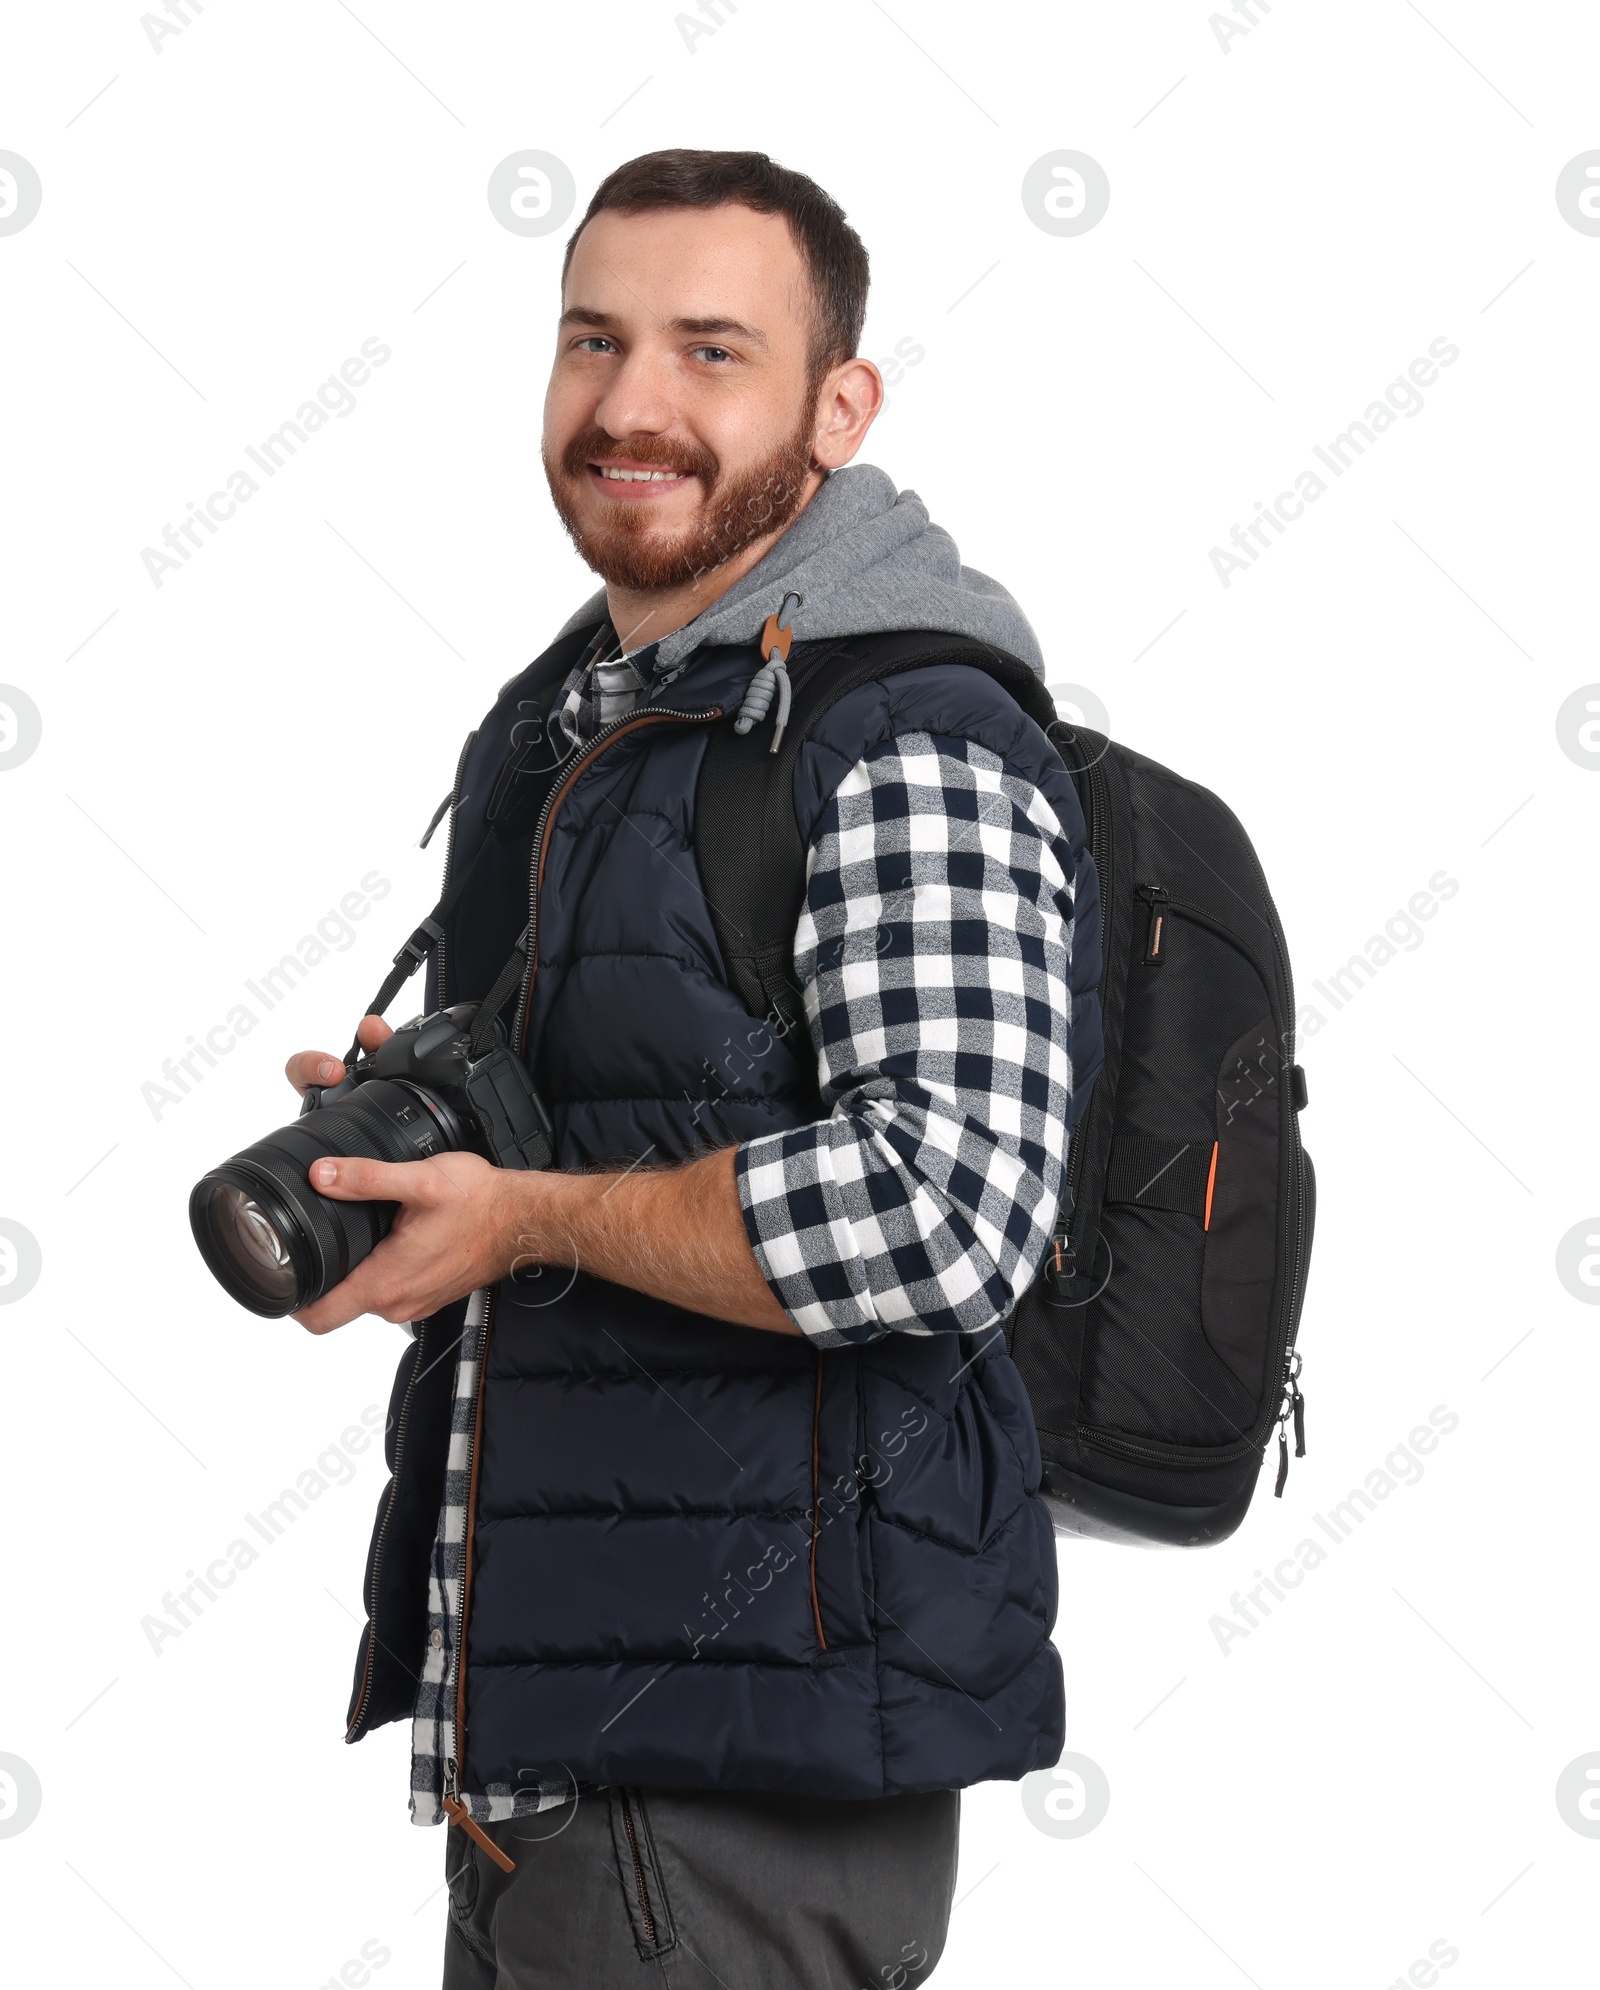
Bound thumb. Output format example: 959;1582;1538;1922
309;1154;428;1203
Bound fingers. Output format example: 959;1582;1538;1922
294;1269;387;1334
286;1049;344;1095
285;1017;392;1095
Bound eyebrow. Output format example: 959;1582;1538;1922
558;306;769;349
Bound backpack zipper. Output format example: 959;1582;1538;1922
1137;883;1170;964
1078;1425;1259;1467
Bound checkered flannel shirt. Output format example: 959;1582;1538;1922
410;624;1081;1824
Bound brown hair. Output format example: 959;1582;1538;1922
563;149;870;380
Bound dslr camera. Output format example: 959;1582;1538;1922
189;1003;554;1318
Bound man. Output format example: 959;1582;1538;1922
287;150;1101;1988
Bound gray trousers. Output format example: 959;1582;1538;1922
441;1786;961;1989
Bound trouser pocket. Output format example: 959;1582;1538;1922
607;1786;676;1961
442;1822;498;1979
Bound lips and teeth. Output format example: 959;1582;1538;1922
596;465;685;482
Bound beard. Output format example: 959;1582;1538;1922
543;410;816;593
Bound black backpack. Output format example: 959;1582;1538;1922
694;629;1315;1548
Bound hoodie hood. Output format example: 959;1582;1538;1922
554;463;1045;680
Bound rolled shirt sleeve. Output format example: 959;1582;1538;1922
734;730;1079;1346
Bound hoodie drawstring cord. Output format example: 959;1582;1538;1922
733;592;802;753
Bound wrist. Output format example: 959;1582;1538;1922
500;1165;583;1281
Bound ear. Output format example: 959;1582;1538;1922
811;357;884;470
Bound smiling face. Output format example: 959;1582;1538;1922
542;203;878;617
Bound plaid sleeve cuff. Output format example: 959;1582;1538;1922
734;730;1078;1346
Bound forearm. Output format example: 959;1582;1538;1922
515;1146;798;1336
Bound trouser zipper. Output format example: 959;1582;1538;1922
618;1789;660;1948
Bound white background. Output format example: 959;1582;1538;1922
3;2;1598;1985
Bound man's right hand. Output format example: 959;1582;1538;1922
284;1013;394;1096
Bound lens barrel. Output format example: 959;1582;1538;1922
189;1079;467;1317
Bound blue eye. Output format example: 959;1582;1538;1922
693;345;733;363
575;336;615;354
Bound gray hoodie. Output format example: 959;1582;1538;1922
555;463;1045;680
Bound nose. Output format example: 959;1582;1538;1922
590;346;679;444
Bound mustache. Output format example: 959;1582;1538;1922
556;426;720;486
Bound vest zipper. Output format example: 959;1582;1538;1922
511;703;724;1050
447;701;725;1849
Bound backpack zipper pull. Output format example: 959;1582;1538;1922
1272;1352;1305;1498
1137;884;1170;964
1048;1207;1075;1282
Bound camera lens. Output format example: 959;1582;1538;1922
198;1181;299;1306
189;1080;467;1317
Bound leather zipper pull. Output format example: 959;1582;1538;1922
1274;1424;1289;1498
1138;884;1170;964
443;1793;517;1873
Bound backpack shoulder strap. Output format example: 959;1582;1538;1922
693;628;1057;1035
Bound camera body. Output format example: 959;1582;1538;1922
300;1005;555;1173
189;1003;554;1318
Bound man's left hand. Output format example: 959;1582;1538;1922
292;1152;535;1335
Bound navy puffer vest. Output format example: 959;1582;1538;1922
346;623;1097;1798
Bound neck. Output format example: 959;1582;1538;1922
603;468;825;653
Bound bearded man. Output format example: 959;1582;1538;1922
287;149;1101;1990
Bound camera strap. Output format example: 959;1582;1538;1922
347;770;564;1067
347;622;601;1067
344;832;501;1065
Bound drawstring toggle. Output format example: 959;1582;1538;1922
734;592;801;753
